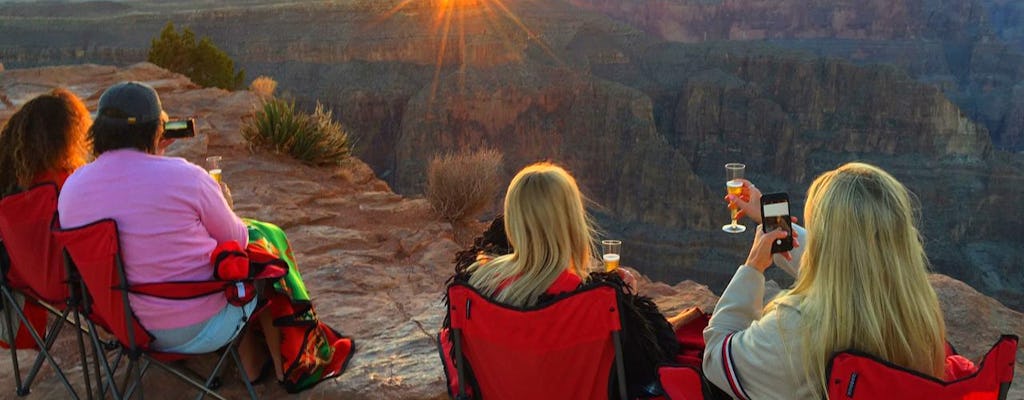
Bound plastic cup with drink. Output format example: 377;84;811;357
601;240;621;272
206;156;223;183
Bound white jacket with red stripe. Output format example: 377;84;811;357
703;225;814;400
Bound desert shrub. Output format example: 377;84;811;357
426;149;504;223
148;22;245;90
242;98;352;166
250;76;277;99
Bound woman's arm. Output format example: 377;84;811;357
195;171;247;245
703;227;792;399
703;265;764;399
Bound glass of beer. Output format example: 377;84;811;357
723;163;747;234
206;156;223;183
601;240;621;272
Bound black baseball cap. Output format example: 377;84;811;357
96;81;163;124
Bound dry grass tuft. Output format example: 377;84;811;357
426;149;504;223
250;76;278;99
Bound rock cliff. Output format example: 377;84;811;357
1;0;1023;310
0;64;1021;399
564;0;1024;152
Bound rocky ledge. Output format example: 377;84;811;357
0;64;1020;399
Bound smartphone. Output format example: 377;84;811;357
163;118;196;139
760;192;794;253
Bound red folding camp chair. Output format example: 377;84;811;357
657;366;705;400
441;282;629;400
827;335;1018;400
655;310;730;400
0;183;96;398
54;218;287;400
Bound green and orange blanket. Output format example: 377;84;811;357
244;219;355;393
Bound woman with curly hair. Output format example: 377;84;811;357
0;89;90;350
0;88;91;194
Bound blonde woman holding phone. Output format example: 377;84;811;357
703;162;966;399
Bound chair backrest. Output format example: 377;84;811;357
827;335;1018;400
52;219;153;353
446;282;626;400
0;183;69;304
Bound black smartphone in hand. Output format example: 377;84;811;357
163;118;196;139
761;192;794;253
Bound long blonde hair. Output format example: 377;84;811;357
468;162;596;307
773;162;946;396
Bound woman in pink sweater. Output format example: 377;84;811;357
57;82;278;381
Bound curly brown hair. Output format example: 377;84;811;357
0;88;91;192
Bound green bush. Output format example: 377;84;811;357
148;22;245;90
426;149;504;223
243;98;352;166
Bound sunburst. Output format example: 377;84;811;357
373;0;559;101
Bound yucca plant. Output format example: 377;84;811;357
243;98;352;166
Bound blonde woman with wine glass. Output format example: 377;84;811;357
703;162;970;399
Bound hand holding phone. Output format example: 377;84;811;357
163;118;196;139
760;192;794;253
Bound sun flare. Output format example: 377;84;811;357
375;0;556;101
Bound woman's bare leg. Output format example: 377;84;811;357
237;327;266;381
259;311;284;381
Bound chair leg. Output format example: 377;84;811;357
72;310;94;400
229;346;259;400
612;330;628;400
121;358;137;400
89;331;104;400
11;302;78;399
84;318;123;400
192;346;235;400
123;357;154;400
140;355;226;400
103;351;124;400
21;310;71;390
1;289;24;396
195;364;222;399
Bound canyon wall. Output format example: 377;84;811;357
566;0;1024;151
0;0;1022;309
0;64;1020;399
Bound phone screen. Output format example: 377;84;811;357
165;121;188;130
762;197;793;253
163;119;196;139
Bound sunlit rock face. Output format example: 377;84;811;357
0;63;1021;400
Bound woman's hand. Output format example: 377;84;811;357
156;138;176;156
617;268;638;293
667;306;703;331
725;179;762;224
745;225;791;273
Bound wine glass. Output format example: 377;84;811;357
722;163;747;234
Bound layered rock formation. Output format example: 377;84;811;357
564;0;1024;152
0;64;1020;399
1;0;1023;310
565;0;988;42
